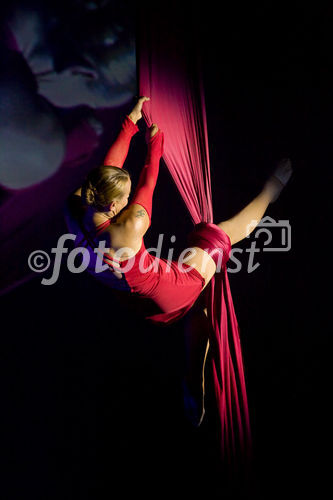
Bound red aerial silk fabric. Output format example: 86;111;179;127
138;15;252;469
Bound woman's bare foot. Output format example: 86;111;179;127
128;96;150;124
264;158;293;203
273;158;293;186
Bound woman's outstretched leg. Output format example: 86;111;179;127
218;158;293;245
103;96;149;167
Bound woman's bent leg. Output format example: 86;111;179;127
183;294;211;426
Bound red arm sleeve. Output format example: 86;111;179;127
128;130;164;227
103;115;139;168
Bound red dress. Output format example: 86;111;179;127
93;218;206;324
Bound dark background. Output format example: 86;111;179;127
1;3;332;498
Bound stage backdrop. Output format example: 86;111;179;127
0;0;137;295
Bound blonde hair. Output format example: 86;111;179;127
81;165;130;211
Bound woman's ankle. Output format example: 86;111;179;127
262;176;284;203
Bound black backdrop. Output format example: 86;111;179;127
1;3;331;498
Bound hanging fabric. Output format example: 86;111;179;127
138;9;252;471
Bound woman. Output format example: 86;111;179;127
65;95;292;317
64;96;292;422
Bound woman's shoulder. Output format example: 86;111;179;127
95;210;144;259
110;204;150;243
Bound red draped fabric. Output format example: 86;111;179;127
138;13;252;469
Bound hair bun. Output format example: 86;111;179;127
85;181;96;206
81;165;130;210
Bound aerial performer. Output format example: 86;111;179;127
64;96;292;470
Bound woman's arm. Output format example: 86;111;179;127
71;117;137;197
113;124;164;244
103;97;149;167
219;159;293;245
72;98;150;196
103;115;139;167
128;125;164;223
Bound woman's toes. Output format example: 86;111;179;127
273;158;293;187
